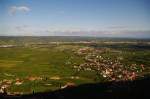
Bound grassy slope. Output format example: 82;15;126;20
0;45;96;93
0;42;150;94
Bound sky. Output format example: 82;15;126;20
0;0;150;38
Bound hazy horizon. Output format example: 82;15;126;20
0;0;150;38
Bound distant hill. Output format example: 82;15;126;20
0;36;150;45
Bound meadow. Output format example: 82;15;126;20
0;36;150;94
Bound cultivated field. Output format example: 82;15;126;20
0;37;150;95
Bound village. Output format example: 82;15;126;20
74;47;145;81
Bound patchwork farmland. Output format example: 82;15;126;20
0;36;150;95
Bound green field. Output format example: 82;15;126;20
0;37;150;94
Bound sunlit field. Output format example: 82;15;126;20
0;37;150;95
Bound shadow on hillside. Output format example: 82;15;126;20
1;76;150;99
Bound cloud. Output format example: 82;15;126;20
15;25;29;31
7;25;150;38
115;30;150;38
45;29;150;38
108;26;128;29
9;6;30;15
